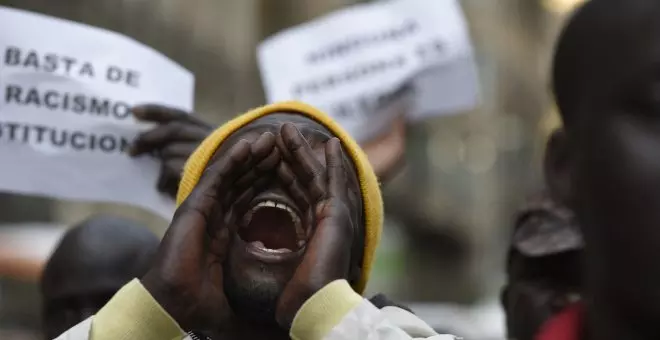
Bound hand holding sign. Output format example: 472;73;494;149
0;6;194;218
361;117;406;183
131;105;212;198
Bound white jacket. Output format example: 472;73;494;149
55;280;458;340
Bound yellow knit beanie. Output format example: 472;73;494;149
176;101;383;294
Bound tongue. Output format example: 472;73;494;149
251;241;266;248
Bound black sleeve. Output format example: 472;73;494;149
187;331;213;340
368;293;414;313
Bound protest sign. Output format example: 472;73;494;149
258;0;479;142
0;6;194;219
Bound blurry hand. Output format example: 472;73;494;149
361;118;406;183
274;124;356;329
130;104;213;198
142;132;281;333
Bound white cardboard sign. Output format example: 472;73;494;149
0;6;194;219
258;0;479;142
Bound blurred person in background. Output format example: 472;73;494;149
41;215;159;339
56;102;454;340
542;0;660;338
502;192;582;340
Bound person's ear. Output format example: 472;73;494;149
544;128;574;207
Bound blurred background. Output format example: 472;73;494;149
0;0;587;339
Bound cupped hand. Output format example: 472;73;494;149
142;132;281;332
274;124;356;329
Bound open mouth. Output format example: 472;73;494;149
238;197;308;255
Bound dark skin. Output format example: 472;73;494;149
129;105;402;196
502;194;582;340
546;1;660;339
142;113;364;339
130;104;212;198
41;215;159;339
503;252;582;340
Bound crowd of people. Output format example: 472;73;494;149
19;0;660;339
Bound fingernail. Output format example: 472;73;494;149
260;131;275;142
282;123;296;134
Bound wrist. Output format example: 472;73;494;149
277;282;314;330
290;280;362;339
141;271;186;326
92;279;185;340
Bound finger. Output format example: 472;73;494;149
252;132;276;159
228;174;274;225
305;201;353;268
223;133;279;206
275;133;293;161
233;147;281;190
209;225;232;258
160;140;251;275
132;104;208;127
176;140;251;223
297;140;353;289
280;123;326;202
231;151;280;198
276;161;310;213
325;138;348;200
287;199;353;320
130;123;209;156
160;142;201;159
156;159;186;196
256;147;281;172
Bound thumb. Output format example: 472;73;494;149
303;138;353;283
277;139;354;329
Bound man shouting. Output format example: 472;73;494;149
57;102;454;340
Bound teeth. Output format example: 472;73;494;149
242;200;308;248
249;241;293;253
250;200;303;231
254;200;293;210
